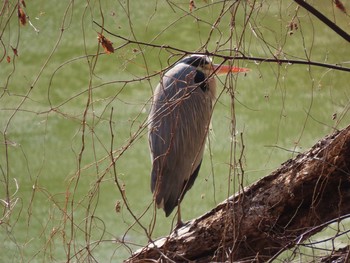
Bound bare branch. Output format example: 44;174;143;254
126;124;350;262
93;21;350;72
293;0;350;42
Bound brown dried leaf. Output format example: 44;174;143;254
18;6;26;26
11;46;18;56
334;0;347;14
287;21;298;35
21;0;26;8
7;56;11;63
115;200;121;213
189;0;196;12
332;113;337;120
97;32;114;54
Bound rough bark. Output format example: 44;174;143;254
319;245;350;263
126;124;350;262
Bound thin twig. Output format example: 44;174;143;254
268;214;350;262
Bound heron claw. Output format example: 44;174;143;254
172;219;187;236
176;219;184;229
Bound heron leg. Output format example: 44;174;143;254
175;200;184;229
174;198;185;232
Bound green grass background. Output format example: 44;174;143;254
1;0;349;262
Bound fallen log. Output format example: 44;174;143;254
126;124;350;262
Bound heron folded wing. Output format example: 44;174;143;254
148;64;213;217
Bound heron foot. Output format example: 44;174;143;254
175;219;184;229
172;219;187;236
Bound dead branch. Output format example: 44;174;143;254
125;124;350;262
293;0;350;43
93;21;350;73
319;245;350;263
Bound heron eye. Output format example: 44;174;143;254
194;70;208;92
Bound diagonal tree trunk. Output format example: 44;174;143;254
126;124;350;262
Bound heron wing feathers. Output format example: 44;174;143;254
148;65;212;216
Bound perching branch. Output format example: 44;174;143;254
126;124;350;262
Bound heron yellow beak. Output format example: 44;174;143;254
213;64;250;75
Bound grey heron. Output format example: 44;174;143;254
148;55;249;225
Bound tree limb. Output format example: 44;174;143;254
126;124;350;262
293;0;350;42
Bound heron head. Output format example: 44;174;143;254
177;54;249;78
